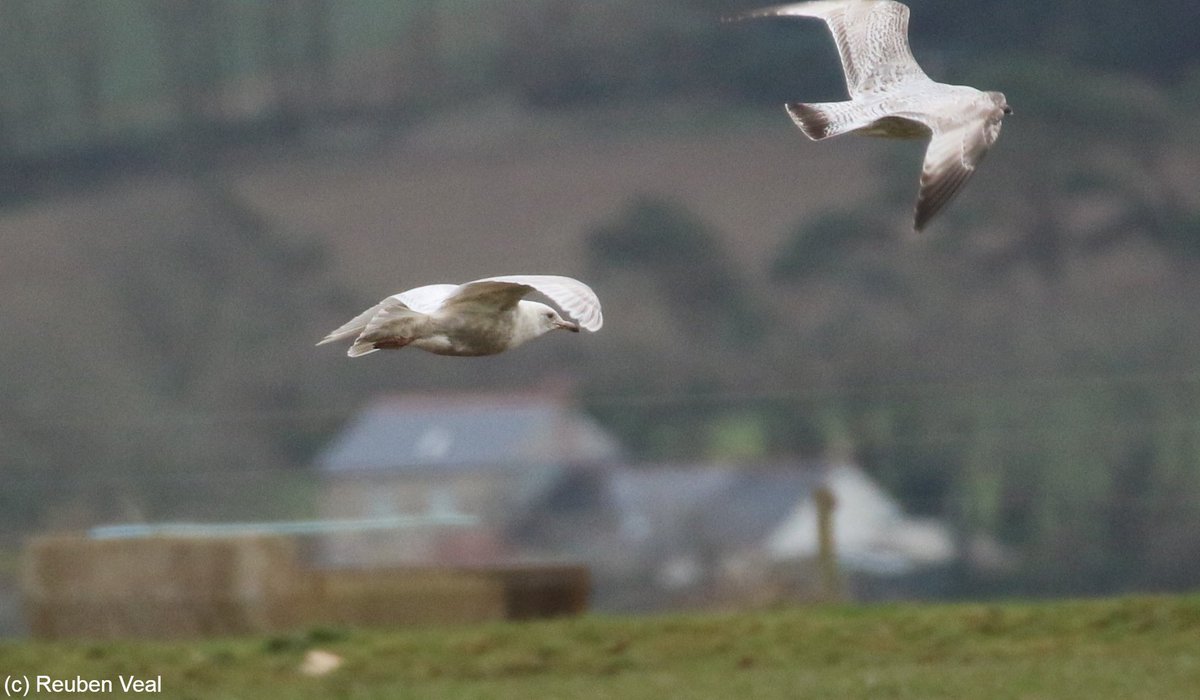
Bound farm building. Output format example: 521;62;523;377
314;388;622;567
515;462;957;610
314;389;957;609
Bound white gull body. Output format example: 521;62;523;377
317;274;603;357
732;0;1011;231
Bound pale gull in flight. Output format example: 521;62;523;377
317;275;602;357
731;0;1011;231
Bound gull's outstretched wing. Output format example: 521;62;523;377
445;275;603;331
393;283;459;314
913;112;1003;231
731;0;929;98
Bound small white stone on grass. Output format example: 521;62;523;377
298;649;343;677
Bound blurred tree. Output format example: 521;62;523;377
262;0;336;132
65;0;105;140
0;1;49;151
587;194;765;345
114;177;331;405
770;209;888;283
83;175;348;516
149;0;226;164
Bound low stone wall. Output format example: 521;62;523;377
23;535;589;639
313;568;506;628
473;564;591;620
23;535;308;639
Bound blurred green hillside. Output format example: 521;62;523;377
5;0;1199;168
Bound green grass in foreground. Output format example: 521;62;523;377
3;595;1200;699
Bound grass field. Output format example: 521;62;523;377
3;594;1199;698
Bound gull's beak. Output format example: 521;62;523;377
555;319;580;333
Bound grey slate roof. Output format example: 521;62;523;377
690;469;816;550
526;463;821;562
606;467;738;546
316;392;621;473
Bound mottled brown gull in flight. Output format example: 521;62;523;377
730;0;1011;231
317;275;602;357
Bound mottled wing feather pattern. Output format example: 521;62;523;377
915;127;974;231
786;100;876;140
732;1;927;98
914;104;1003;231
849;0;928;95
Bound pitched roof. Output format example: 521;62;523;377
316;391;621;473
690;469;816;550
607;466;738;546
571;463;820;559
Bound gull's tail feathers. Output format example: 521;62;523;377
348;340;381;358
316;303;385;347
785;101;873;140
318;296;422;357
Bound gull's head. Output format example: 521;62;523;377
524;301;580;336
988;91;1012;116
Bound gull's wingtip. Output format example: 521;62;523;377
720;10;757;24
912;207;930;233
720;2;802;23
723;2;854;23
721;7;779;23
316;328;354;348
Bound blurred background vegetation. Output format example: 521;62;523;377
3;0;1200;602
